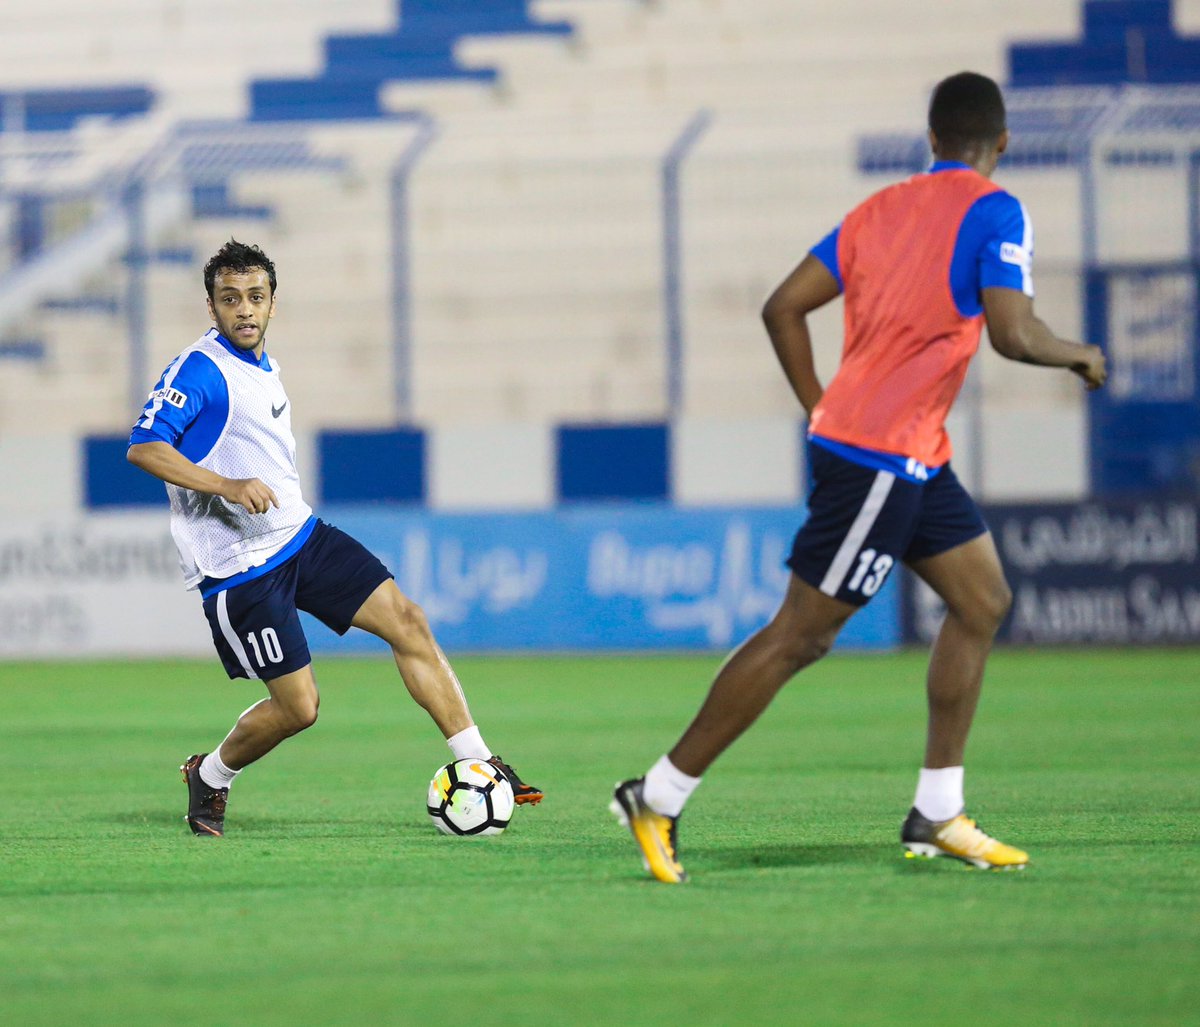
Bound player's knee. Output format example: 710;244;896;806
800;631;837;667
974;579;1013;630
386;592;435;650
297;697;320;731
954;580;1013;635
282;693;319;733
775;627;836;673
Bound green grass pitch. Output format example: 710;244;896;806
2;649;1197;1026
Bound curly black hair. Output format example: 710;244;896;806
203;239;277;298
928;72;1007;152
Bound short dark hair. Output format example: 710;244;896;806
203;239;277;298
928;72;1007;151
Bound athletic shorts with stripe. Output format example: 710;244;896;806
202;519;393;680
787;445;988;607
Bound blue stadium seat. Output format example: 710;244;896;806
1143;37;1200;83
0;340;45;361
1083;0;1172;34
190;183;272;220
1009;0;1200;86
399;0;572;37
323;34;498;83
40;296;121;315
1010;41;1133;87
323;39;499;85
0;86;153;133
251;79;392;122
250;0;571;122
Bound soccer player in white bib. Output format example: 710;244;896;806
128;239;543;836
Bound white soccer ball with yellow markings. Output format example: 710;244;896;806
426;758;515;836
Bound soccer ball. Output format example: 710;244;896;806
426;758;515;836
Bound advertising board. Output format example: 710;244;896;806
904;499;1200;645
0;506;900;658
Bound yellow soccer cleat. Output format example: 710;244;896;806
610;778;688;884
901;807;1030;870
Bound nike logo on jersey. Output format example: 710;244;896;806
271;401;288;418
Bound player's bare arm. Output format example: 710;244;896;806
127;440;279;514
762;253;841;416
982;286;1107;389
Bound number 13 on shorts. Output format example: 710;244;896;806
847;548;894;597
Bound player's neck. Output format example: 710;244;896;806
935;148;997;178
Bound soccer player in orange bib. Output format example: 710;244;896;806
613;72;1106;881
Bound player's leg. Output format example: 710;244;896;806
186;565;314;836
907;531;1011;771
669;574;855;777
181;668;319;837
217;665;321;769
351;578;474;739
347;579;541;804
611;576;854;883
295;520;542;803
613;445;901;882
899;469;1027;869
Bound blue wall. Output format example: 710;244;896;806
318;427;426;503
557;423;669;502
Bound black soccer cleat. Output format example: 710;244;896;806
181;753;228;837
486;755;544;805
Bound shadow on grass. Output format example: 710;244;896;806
690;841;887;872
230;816;424;839
107;810;184;828
100;809;414;839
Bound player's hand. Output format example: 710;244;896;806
221;477;279;514
1070;344;1107;390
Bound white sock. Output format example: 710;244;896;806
199;749;239;790
642;755;701;818
447;725;493;761
913;766;964;822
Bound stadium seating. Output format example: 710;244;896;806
1010;0;1200;86
0;87;153;134
0;0;1182;511
251;0;573;120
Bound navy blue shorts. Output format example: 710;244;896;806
201;519;393;681
787;445;987;607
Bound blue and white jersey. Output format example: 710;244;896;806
810;160;1035;316
131;328;314;591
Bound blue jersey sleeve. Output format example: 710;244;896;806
809;225;843;291
948;191;1033;316
977;192;1033;295
129;350;229;463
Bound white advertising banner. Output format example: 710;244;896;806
0;512;211;658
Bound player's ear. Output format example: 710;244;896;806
996;129;1010;156
927;128;939;156
206;295;216;322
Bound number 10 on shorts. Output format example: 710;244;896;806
847;548;894;597
246;627;284;667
